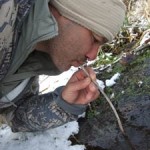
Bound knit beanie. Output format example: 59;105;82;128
51;0;126;42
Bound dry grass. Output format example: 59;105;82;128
124;0;150;25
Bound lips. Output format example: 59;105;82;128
72;60;87;67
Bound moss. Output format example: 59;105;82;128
114;49;150;99
87;48;150;118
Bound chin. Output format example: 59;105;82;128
58;65;71;72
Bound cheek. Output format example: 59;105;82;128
76;37;93;53
62;30;93;58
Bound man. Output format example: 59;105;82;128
0;0;126;132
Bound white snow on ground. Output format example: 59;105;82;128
0;121;85;150
0;66;121;150
39;67;77;94
105;73;121;87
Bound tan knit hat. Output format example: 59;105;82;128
51;0;126;42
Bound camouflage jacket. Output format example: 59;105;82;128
0;0;36;81
0;0;87;131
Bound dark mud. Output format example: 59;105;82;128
72;50;150;150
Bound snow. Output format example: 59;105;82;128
0;67;121;150
96;79;105;90
105;73;121;87
39;67;77;94
0;121;85;150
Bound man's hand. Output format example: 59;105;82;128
62;67;100;105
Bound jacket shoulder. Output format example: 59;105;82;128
0;0;36;81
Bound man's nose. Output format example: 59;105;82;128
86;44;100;61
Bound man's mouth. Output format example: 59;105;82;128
72;59;87;67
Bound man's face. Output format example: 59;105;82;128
47;15;107;72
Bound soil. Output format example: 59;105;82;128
71;49;150;150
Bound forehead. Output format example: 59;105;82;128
59;14;108;44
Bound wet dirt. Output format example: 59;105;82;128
72;51;150;150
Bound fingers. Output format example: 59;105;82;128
73;67;96;81
63;67;100;105
69;67;97;92
69;67;98;98
67;77;91;91
67;69;85;83
68;66;96;82
85;82;100;103
86;67;97;81
62;77;92;104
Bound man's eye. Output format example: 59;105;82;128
92;36;99;44
94;38;99;43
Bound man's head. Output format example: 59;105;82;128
51;0;126;42
36;0;126;72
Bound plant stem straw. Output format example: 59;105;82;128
80;65;125;135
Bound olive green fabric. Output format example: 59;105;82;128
0;0;60;97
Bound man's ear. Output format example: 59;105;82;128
49;4;61;19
